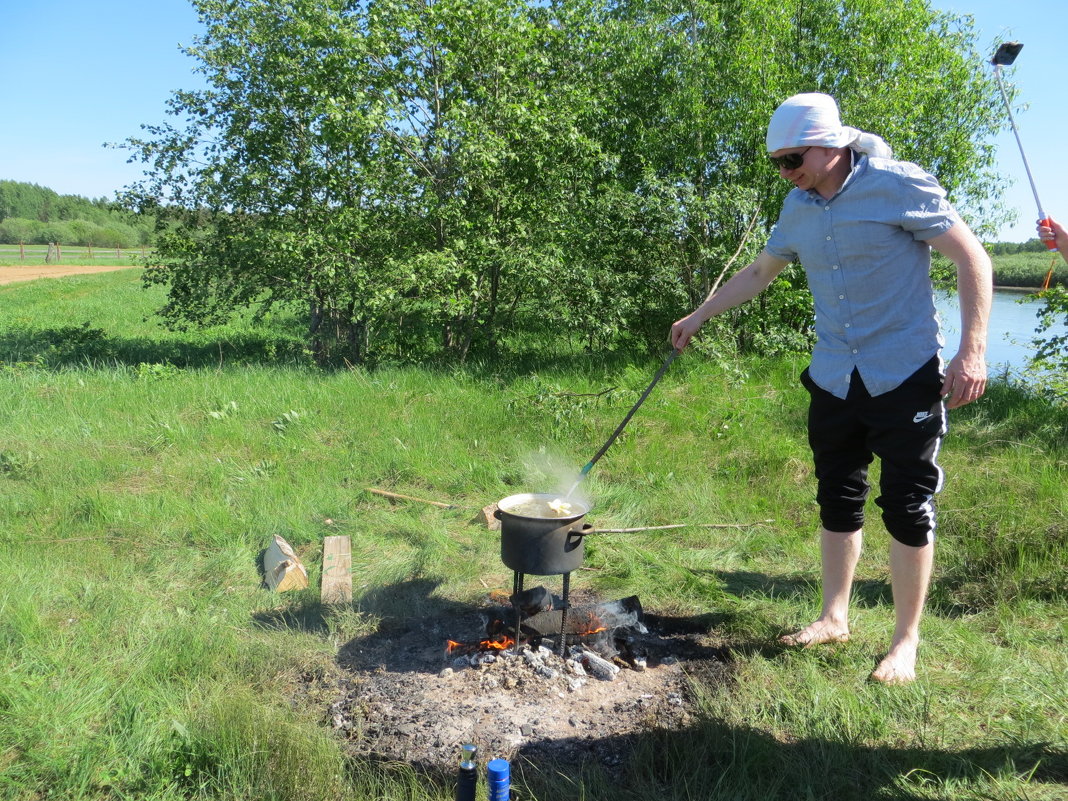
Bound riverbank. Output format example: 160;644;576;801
938;286;1067;375
988;249;1067;289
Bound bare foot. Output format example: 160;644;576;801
779;620;850;648
870;638;918;685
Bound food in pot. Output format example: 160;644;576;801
504;498;574;518
548;498;573;515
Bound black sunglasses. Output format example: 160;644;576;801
769;147;813;170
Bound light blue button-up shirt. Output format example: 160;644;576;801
764;154;960;399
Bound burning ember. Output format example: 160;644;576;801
446;635;516;655
445;591;647;671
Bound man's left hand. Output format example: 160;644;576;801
941;351;987;409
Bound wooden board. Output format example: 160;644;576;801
321;535;353;605
263;534;309;592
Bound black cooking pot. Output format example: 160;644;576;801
495;493;594;575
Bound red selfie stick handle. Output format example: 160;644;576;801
1039;217;1058;251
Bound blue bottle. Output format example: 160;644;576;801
486;758;510;801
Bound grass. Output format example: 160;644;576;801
0;271;1065;800
990;250;1068;289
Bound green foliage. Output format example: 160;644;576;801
122;0;1005;366
0;449;39;478
989;251;1068;288
987;238;1049;255
0;180;154;247
271;409;303;432
1025;285;1068;401
507;378;620;437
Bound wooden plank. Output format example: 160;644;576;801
321;535;352;605
263;534;309;592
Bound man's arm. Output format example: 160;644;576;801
670;250;791;351
927;222;993;409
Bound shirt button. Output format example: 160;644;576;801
832;264;839;270
838;294;845;299
844;323;851;328
852;349;858;354
825;236;832;241
824;206;830;212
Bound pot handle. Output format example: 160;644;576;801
571;522;595;536
493;507;503;520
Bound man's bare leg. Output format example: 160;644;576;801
870;538;933;685
781;528;861;646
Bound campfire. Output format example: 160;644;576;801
445;588;649;677
329;492;725;775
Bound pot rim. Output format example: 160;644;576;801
497;492;590;520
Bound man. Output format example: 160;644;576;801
671;93;991;684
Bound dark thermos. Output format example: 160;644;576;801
455;744;477;801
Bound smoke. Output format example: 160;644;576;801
520;447;592;511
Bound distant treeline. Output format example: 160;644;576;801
986;238;1049;255
0;180;153;249
0;179;1048;258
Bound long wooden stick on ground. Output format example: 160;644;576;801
590;520;772;533
365;487;455;509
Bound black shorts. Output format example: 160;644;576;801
801;357;946;547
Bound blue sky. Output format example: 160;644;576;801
1;0;1064;241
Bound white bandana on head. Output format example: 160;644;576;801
766;92;892;158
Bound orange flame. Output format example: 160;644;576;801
446;635;516;654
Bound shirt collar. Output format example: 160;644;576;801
806;149;867;202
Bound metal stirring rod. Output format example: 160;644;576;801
564;348;681;499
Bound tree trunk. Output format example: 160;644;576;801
309;290;326;364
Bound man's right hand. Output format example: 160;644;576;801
667;251;791;352
670;313;704;351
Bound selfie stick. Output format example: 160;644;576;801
990;41;1057;250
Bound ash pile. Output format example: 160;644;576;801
330;587;728;773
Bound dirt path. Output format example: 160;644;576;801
0;264;141;285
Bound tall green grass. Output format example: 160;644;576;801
1;271;1065;800
990;250;1068;288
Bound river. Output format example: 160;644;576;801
936;287;1067;377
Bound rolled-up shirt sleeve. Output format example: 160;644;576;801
897;163;960;241
765;219;797;262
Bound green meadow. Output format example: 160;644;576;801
0;270;1064;800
